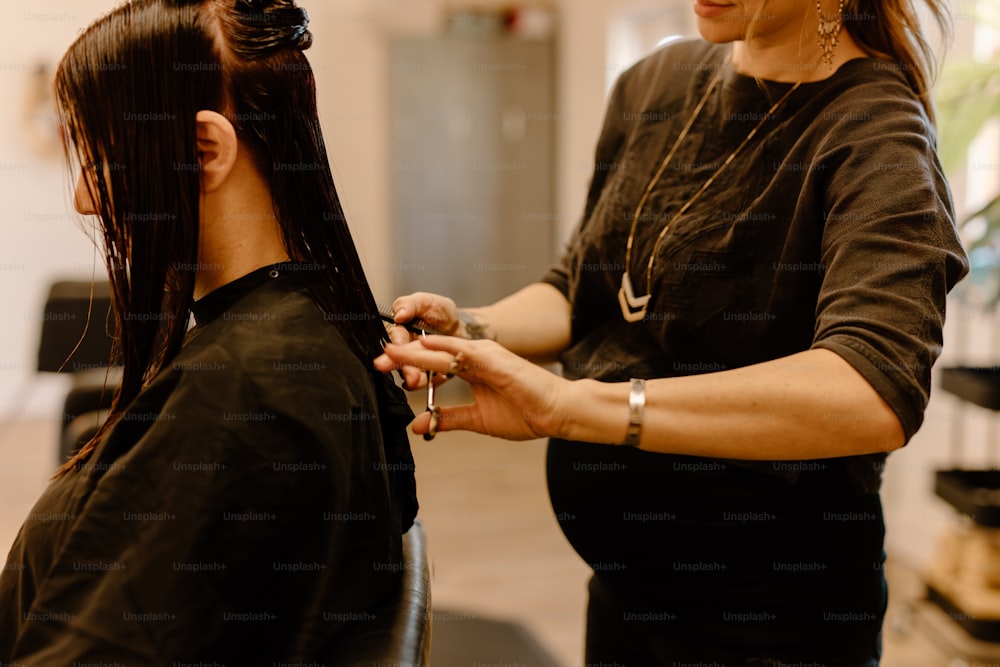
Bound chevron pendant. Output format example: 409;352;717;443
618;272;651;322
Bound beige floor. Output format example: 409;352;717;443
0;410;989;666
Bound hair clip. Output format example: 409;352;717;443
289;8;309;43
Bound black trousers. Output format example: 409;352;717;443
584;574;882;667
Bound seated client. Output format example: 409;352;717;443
0;0;417;663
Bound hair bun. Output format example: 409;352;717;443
288;8;311;50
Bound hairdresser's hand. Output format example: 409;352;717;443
374;335;570;441
385;292;465;390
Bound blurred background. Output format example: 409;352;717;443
2;0;1000;664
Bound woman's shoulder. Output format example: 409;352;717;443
802;55;928;121
110;285;383;473
157;280;378;427
799;58;937;154
185;278;370;381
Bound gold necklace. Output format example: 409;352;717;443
618;58;803;323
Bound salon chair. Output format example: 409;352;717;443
327;519;432;667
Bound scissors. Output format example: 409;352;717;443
422;340;441;442
377;304;444;441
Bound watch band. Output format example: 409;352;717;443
624;378;645;447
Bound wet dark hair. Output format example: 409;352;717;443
54;0;405;476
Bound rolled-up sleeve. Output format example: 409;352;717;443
811;93;969;442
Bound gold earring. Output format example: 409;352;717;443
817;0;845;69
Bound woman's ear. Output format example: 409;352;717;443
195;110;238;192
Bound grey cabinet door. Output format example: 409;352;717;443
389;36;556;306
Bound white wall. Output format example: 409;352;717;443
0;1;113;418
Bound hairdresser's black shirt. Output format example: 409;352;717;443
540;40;968;656
0;267;417;665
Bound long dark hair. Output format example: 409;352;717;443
54;0;396;475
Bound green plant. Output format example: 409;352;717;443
936;0;1000;305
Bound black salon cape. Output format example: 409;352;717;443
0;268;418;665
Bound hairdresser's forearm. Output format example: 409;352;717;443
558;348;906;459
463;282;571;363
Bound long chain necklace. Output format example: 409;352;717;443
618;57;803;322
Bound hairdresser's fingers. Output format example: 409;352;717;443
398;335;496;378
387;320;413;346
375;340;448;391
373;350;399;373
383;299;431;389
408;409;433;435
408;404;480;437
416;336;578;440
402;336;570;441
406;382;555;442
388;321;429;390
378;338;469;392
374;351;428;391
402;368;429;391
380;294;460;389
391;292;462;336
381;339;462;377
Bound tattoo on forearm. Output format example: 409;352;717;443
458;311;496;341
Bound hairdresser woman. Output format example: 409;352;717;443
378;0;968;664
0;0;417;664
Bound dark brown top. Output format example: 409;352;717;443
543;39;969;490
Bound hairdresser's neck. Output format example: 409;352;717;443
194;164;289;301
731;32;869;83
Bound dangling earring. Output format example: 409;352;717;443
816;0;844;70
